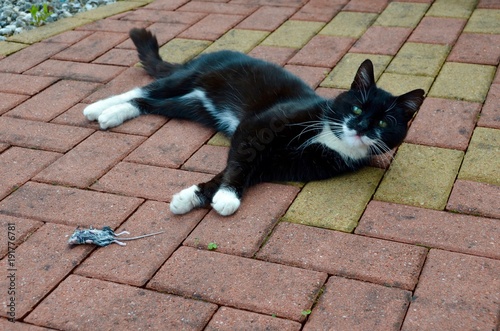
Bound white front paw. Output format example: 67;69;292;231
170;185;202;214
211;188;240;216
83;101;107;121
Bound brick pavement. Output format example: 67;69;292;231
0;0;499;330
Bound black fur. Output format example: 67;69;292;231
125;28;425;213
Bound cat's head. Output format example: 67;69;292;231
324;59;425;160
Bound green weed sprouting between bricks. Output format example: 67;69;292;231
30;3;53;26
301;309;312;316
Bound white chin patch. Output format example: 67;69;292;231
211;188;240;216
313;124;370;161
170;185;203;214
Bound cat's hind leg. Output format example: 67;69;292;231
83;88;144;129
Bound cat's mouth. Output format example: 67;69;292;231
342;129;372;149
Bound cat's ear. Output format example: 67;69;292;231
397;89;425;120
351;59;376;91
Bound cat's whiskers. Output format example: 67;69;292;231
369;139;395;166
287;120;325;146
297;129;332;151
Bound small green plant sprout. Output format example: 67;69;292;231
301;309;312;316
207;242;218;250
30;3;53;27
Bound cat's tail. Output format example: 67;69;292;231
129;28;180;79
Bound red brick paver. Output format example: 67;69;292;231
0;93;29;115
0;181;143;227
405;97;481;150
357;201;500;260
124;118;214;168
408;16;466;45
0;73;57;95
0;1;499;329
304;276;411;331
148;246;327;322
448;32;500;65
0;42;68;74
258;222;426;290
25;275;218;331
0;147;61;200
447;179;500;218
75;200;208;286
52;31;129;62
0;223;94;318
184;183;299;257
91;161;212;201
0;117;93;152
6;80;100;121
478;82;500;128
33;131;145;188
205;307;301;331
402;249;500;330
25;59;126;83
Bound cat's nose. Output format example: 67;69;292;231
353;120;370;134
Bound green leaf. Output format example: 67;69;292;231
207;242;218;250
301;309;312;316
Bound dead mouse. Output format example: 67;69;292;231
68;226;164;247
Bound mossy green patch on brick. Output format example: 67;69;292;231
375;143;464;210
0;41;27;56
159;39;211;64
207;132;230;147
204;29;269;53
386;43;449;77
7;17;92;44
282;167;384;232
321;53;392;89
377;73;434;96
458;127;500;185
426;0;478;19
374;2;429;28
262;21;324;48
429;62;495;102
464;9;500;34
319;12;377;38
75;1;145;20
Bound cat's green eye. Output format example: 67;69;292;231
379;120;388;128
353;106;362;115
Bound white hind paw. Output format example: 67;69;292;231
97;103;140;130
170;185;203;215
211;188;240;216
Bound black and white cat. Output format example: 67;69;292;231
84;28;424;216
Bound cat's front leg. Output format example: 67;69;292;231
210;186;241;216
170;185;205;214
170;170;244;216
170;185;240;216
